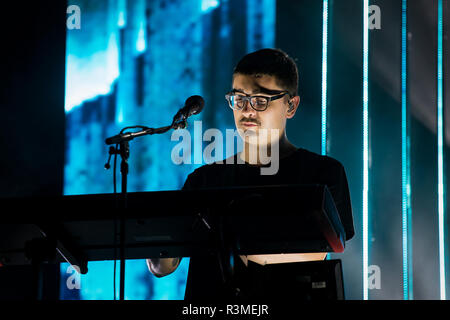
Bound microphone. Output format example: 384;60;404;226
172;95;204;125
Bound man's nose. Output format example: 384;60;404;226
241;100;257;118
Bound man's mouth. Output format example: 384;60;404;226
241;122;258;127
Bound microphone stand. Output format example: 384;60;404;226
104;120;187;301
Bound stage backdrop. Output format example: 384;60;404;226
62;0;450;300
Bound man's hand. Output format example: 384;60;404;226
240;252;327;266
146;258;181;277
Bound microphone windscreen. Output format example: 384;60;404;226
185;95;204;115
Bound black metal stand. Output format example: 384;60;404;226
118;141;129;301
2;184;346;300
104;121;186;300
102;96;200;299
24;238;56;300
217;225;241;299
104;141;129;300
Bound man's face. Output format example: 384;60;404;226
231;73;296;146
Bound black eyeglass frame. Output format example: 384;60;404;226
225;90;291;111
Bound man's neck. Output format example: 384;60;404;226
239;135;297;165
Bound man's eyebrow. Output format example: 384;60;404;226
232;86;284;95
231;88;246;94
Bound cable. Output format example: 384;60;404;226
119;125;150;135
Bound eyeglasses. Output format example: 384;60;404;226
225;91;290;112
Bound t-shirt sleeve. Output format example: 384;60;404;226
181;167;206;191
182;172;195;191
326;162;355;241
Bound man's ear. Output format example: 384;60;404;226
286;95;300;119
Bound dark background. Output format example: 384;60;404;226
0;2;66;198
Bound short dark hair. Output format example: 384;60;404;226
233;48;299;97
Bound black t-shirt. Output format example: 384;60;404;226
181;147;355;300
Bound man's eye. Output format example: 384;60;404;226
254;97;267;105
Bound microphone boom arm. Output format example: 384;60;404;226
105;125;174;145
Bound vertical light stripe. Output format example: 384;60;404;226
362;0;370;301
118;0;127;28
322;0;330;261
437;0;447;301
401;0;413;300
321;0;329;157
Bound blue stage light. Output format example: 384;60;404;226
362;0;370;301
401;0;413;300
201;0;219;13
321;0;329;157
437;0;447;301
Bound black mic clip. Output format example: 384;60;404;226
171;108;188;127
171;112;188;130
173;121;187;130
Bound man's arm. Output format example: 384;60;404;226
146;171;197;277
146;258;181;277
326;161;355;240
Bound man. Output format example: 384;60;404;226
147;48;355;300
